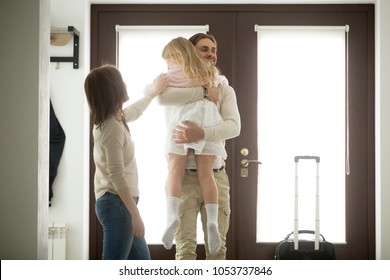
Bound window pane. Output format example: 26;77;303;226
117;26;207;244
256;27;346;243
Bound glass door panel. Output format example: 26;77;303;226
117;26;207;244
256;27;347;243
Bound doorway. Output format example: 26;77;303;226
89;4;375;260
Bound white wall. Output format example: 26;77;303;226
377;0;390;259
49;0;90;260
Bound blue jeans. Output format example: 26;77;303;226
95;192;151;260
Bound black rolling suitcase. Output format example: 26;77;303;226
275;156;336;260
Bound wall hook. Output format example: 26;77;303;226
50;26;80;69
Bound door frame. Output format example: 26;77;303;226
89;4;375;260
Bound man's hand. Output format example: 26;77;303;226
205;86;220;104
173;121;205;143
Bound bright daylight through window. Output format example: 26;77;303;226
117;26;208;244
256;26;348;243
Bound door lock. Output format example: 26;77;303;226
240;148;249;157
240;148;261;177
241;159;262;168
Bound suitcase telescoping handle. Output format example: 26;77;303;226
294;156;320;250
285;230;326;242
294;155;320;163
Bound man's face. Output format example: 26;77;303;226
194;38;217;65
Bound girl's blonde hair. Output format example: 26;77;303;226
162;37;218;88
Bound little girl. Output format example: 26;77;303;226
160;37;227;254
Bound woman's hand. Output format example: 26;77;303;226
132;212;145;237
147;73;168;98
117;188;146;237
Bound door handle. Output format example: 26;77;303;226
241;159;262;168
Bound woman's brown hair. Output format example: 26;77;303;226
84;64;128;129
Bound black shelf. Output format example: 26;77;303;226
50;26;80;69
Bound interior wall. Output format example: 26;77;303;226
0;0;50;260
378;0;390;260
49;0;90;260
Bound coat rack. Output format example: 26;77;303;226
50;26;80;69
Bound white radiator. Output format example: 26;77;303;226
48;222;70;260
